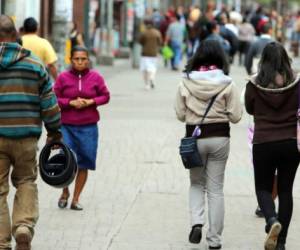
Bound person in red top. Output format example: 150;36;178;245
54;46;110;210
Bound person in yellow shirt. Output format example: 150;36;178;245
22;17;58;80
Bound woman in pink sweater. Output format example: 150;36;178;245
54;46;110;210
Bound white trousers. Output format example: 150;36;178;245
189;137;230;247
140;56;157;87
143;71;156;87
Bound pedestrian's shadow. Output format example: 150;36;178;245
188;246;203;250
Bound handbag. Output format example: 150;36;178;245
179;95;217;169
161;45;174;60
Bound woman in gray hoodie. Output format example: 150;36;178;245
175;40;242;249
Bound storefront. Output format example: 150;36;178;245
0;0;40;29
92;0;129;55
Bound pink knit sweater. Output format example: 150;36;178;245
54;68;110;125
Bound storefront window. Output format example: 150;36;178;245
3;0;15;16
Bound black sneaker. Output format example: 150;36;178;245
255;206;264;218
265;217;282;250
150;80;155;89
189;224;202;244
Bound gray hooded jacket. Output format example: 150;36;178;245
175;69;243;125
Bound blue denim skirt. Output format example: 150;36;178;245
61;124;98;170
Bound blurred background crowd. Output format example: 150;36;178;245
1;0;300;70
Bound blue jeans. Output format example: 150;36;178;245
170;40;182;69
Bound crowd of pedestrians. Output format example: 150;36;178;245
169;3;300;250
138;3;300;80
1;2;300;250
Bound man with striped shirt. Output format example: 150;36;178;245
0;15;61;250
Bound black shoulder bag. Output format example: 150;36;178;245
179;95;217;169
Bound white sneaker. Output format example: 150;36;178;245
264;221;281;250
145;85;151;90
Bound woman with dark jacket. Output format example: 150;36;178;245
245;42;300;250
175;40;242;249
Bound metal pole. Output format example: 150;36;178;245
97;0;114;65
122;0;128;47
132;15;142;68
107;0;113;57
52;1;71;73
84;0;90;49
117;0;131;58
100;0;106;56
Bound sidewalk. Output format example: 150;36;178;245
8;59;300;250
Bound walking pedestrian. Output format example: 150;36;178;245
69;22;85;50
165;14;185;70
238;17;255;66
65;22;85;66
159;13;172;67
205;20;231;56
139;19;162;90
243;22;278;217
22;17;58;80
0;15;61;250
175;40;242;249
245;42;300;250
290;14;300;57
54;46;110;211
245;23;273;75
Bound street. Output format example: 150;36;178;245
8;58;300;250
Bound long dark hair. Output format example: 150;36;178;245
256;42;294;87
184;39;229;76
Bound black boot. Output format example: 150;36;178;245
189;224;202;244
275;242;285;250
264;217;282;250
255;206;264;218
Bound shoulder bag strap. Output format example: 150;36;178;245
192;94;218;136
199;94;218;125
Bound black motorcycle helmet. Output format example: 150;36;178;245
39;141;77;188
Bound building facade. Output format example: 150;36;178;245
0;0;40;29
